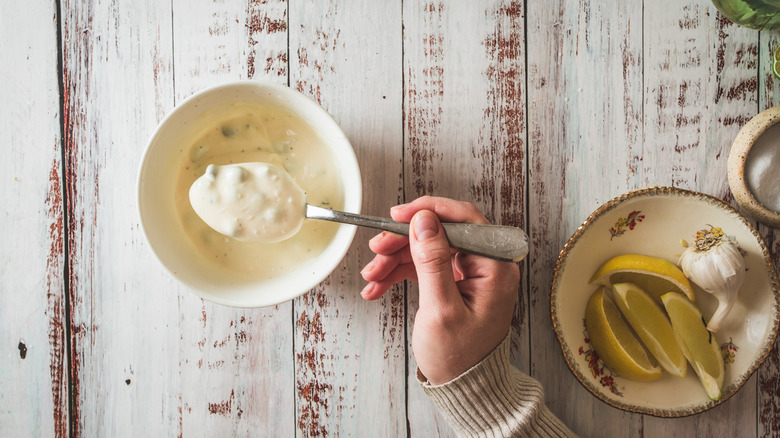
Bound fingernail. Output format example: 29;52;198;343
369;232;385;245
360;283;374;299
361;259;376;275
413;211;439;241
390;203;407;214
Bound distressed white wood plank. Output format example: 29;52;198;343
527;1;645;435
403;4;461;434
0;1;67;437
173;0;288;91
403;1;529;435
289;1;405;435
61;1;180;435
644;2;758;196
757;29;780;438
642;3;759;436
171;1;295;436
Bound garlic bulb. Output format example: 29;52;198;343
678;226;745;333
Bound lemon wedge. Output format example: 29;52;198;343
611;283;687;378
661;292;725;401
774;44;780;80
585;287;662;382
590;254;695;302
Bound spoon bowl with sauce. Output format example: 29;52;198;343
190;162;529;263
189;163;307;243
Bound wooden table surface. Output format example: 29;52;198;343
3;1;780;437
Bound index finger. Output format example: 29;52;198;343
390;196;490;225
368;231;409;255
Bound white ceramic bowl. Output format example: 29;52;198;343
551;186;779;416
137;81;361;308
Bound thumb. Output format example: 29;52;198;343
409;210;460;308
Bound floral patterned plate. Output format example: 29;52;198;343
551;187;780;417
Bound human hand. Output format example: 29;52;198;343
360;196;520;385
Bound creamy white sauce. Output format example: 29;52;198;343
189;162;306;243
174;102;344;279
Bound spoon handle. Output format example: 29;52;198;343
306;205;528;263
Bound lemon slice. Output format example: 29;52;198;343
661;292;725;401
590;254;695;302
774;44;780;80
611;283;687;378
585;287;662;382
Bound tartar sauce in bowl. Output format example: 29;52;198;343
189;162;306;243
174;102;344;279
138;81;361;308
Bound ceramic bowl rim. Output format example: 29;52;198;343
727;106;780;229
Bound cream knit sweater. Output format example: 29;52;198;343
419;334;576;437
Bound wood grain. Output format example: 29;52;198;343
61;1;181;435
527;1;645;435
171;0;295;436
403;3;452;434
642;3;759;437
290;1;405;435
0;1;67;437
403;1;529;435
4;0;780;436
645;2;758;197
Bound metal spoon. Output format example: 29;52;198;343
306;204;529;263
190;163;528;262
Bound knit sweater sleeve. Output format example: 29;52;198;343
418;333;577;438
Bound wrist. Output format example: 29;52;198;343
416;329;511;385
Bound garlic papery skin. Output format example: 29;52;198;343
678;227;746;333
